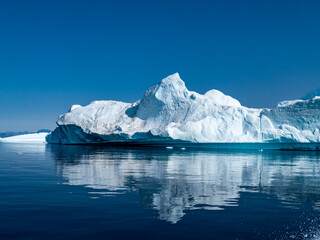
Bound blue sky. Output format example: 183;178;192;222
1;0;320;131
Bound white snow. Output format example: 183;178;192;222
69;104;82;112
46;73;320;144
277;96;320;107
1;133;48;143
204;89;241;107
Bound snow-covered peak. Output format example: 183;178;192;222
69;104;82;112
160;72;183;85
135;73;189;119
138;73;241;107
158;73;187;96
204;89;241;107
142;73;188;103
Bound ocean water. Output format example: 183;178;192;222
1;143;320;240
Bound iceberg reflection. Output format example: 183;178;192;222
48;145;320;223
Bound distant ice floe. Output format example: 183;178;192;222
0;132;48;143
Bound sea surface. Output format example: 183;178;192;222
1;143;320;240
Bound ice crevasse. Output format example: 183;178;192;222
46;73;320;144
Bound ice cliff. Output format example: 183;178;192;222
47;73;320;144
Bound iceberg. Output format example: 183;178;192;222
46;73;320;147
1;132;48;143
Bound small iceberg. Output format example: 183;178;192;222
1;132;48;143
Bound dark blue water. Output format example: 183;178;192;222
1;143;320;240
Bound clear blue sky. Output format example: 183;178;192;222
1;0;320;131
